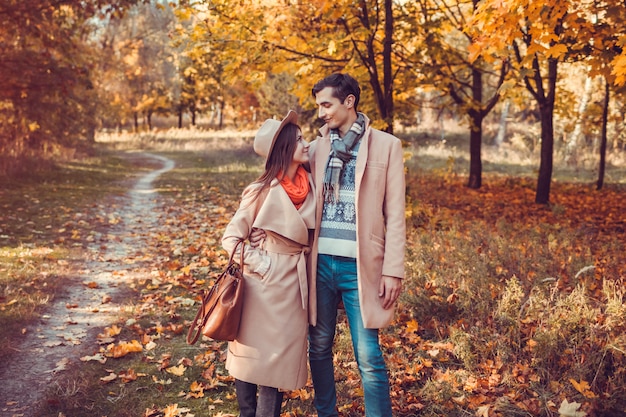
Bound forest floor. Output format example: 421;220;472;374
1;135;625;417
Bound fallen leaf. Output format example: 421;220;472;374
120;368;138;383
569;379;597;399
46;357;70;373
97;336;115;344
427;349;440;358
152;376;173;385
106;340;143;358
406;319;419;333
100;372;117;383
186;380;205;398
163;403;179;417
476;404;490;417
144;407;160;417
558;398;587;417
100;325;122;337
166;364;187;376
80;353;107;364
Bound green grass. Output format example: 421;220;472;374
0;149;152;358
0;246;72;353
156;146;263;200
0;150;150;247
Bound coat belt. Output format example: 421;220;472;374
263;240;309;310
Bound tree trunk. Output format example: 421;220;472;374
597;78;609;190
536;103;554;204
361;0;394;134
383;0;394;134
535;58;558;205
209;103;216;125
134;112;139;132
468;112;483;189
218;100;224;130
178;108;183;129
468;67;483;189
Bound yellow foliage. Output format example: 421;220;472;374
106;339;143;358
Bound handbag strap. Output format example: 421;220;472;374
186;239;245;345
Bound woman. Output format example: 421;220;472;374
221;110;315;417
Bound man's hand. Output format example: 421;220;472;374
379;275;402;310
248;227;266;248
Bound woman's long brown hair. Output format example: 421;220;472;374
249;123;300;202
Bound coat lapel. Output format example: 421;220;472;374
354;117;371;192
253;181;311;245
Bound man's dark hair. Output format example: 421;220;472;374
312;73;361;112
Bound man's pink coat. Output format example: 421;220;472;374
307;114;406;329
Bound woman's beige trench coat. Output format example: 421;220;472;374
221;178;315;390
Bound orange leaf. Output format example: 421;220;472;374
107;340;143;358
163;404;179;417
569;378;598;398
120;368;138;383
101;325;122;338
187;381;205;399
406;319;419;333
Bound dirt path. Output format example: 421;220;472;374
0;152;174;417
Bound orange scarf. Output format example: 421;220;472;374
279;166;310;209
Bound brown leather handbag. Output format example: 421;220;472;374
186;240;245;344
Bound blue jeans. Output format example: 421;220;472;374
235;379;283;417
308;254;392;417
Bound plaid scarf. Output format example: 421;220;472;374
323;113;366;203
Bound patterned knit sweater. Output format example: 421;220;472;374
318;141;360;258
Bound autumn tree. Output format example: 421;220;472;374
176;0;424;133
0;0;143;174
581;0;626;189
402;0;508;189
96;2;178;132
469;0;601;204
172;4;266;129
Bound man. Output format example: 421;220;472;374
306;73;406;417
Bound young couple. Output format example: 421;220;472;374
221;73;406;417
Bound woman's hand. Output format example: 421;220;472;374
248;228;266;248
